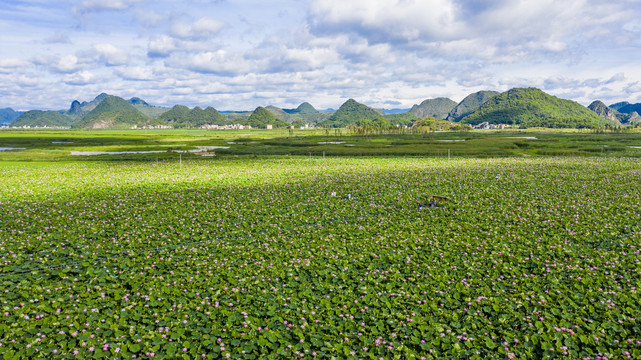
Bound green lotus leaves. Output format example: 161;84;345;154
0;157;640;358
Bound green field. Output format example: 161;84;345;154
2;128;641;161
1;130;641;359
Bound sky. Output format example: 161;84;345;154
1;0;641;111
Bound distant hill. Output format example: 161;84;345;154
65;93;111;121
588;101;620;123
128;98;170;118
12;110;73;127
462;88;611;128
615;103;641;115
78;93;110;112
159;105;226;127
245;107;289;128
283;102;318;114
586;100;641;124
607;102;641;123
409;98;457;119
609;102;630;111
382;108;411;114
318;99;383;127
384;112;418;127
413;117;472;131
73;96;148;129
265;104;330;124
265;106;290;119
447;91;499;122
0;108;22;125
65;94;167;120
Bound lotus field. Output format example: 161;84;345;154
1;157;640;359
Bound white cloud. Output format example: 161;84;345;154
170;17;225;40
310;0;462;42
308;0;636;61
78;0;141;12
174;50;253;76
52;55;81;73
64;70;95;85
94;44;129;66
0;58;31;73
148;35;177;58
115;66;155;81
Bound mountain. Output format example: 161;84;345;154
294;102;318;114
462;88;612;129
78;93;110;112
318;99;383;127
588;101;620;123
384;112;418;126
587;100;641;124
73;96;148;129
12;110;73;127
615;103;641;115
382;108;411;114
447;90;500;122
159;105;226;127
283;102;318;114
128;97;148;106
245;106;289;128
409;98;457;119
0;108;22;125
68;101;83;115
265;105;290;119
265;104;332;125
609;102;630;111
126;97;169;118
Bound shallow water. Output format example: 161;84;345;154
71;150;167;156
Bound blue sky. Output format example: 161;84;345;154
1;0;641;111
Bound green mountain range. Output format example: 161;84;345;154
12;110;74;127
6;89;638;130
409;97;457;119
587;100;640;124
72;96;149;129
0;108;22;125
283;102;318;114
447;90;499;122
318;99;383;128
463;88;611;128
610;102;641;116
265;103;330;125
244;107;289;128
159;105;227;127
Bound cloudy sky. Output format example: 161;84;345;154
1;0;641;111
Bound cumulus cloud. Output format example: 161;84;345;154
308;0;636;61
309;0;463;43
172;50;253;76
170;17;225;40
47;55;81;73
64;70;95;85
148;35;177;58
43;31;71;44
93;44;129;66
0;58;31;73
115;66;155;81
77;0;141;12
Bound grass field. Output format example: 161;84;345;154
2;128;641;161
1;130;641;359
1;153;641;359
